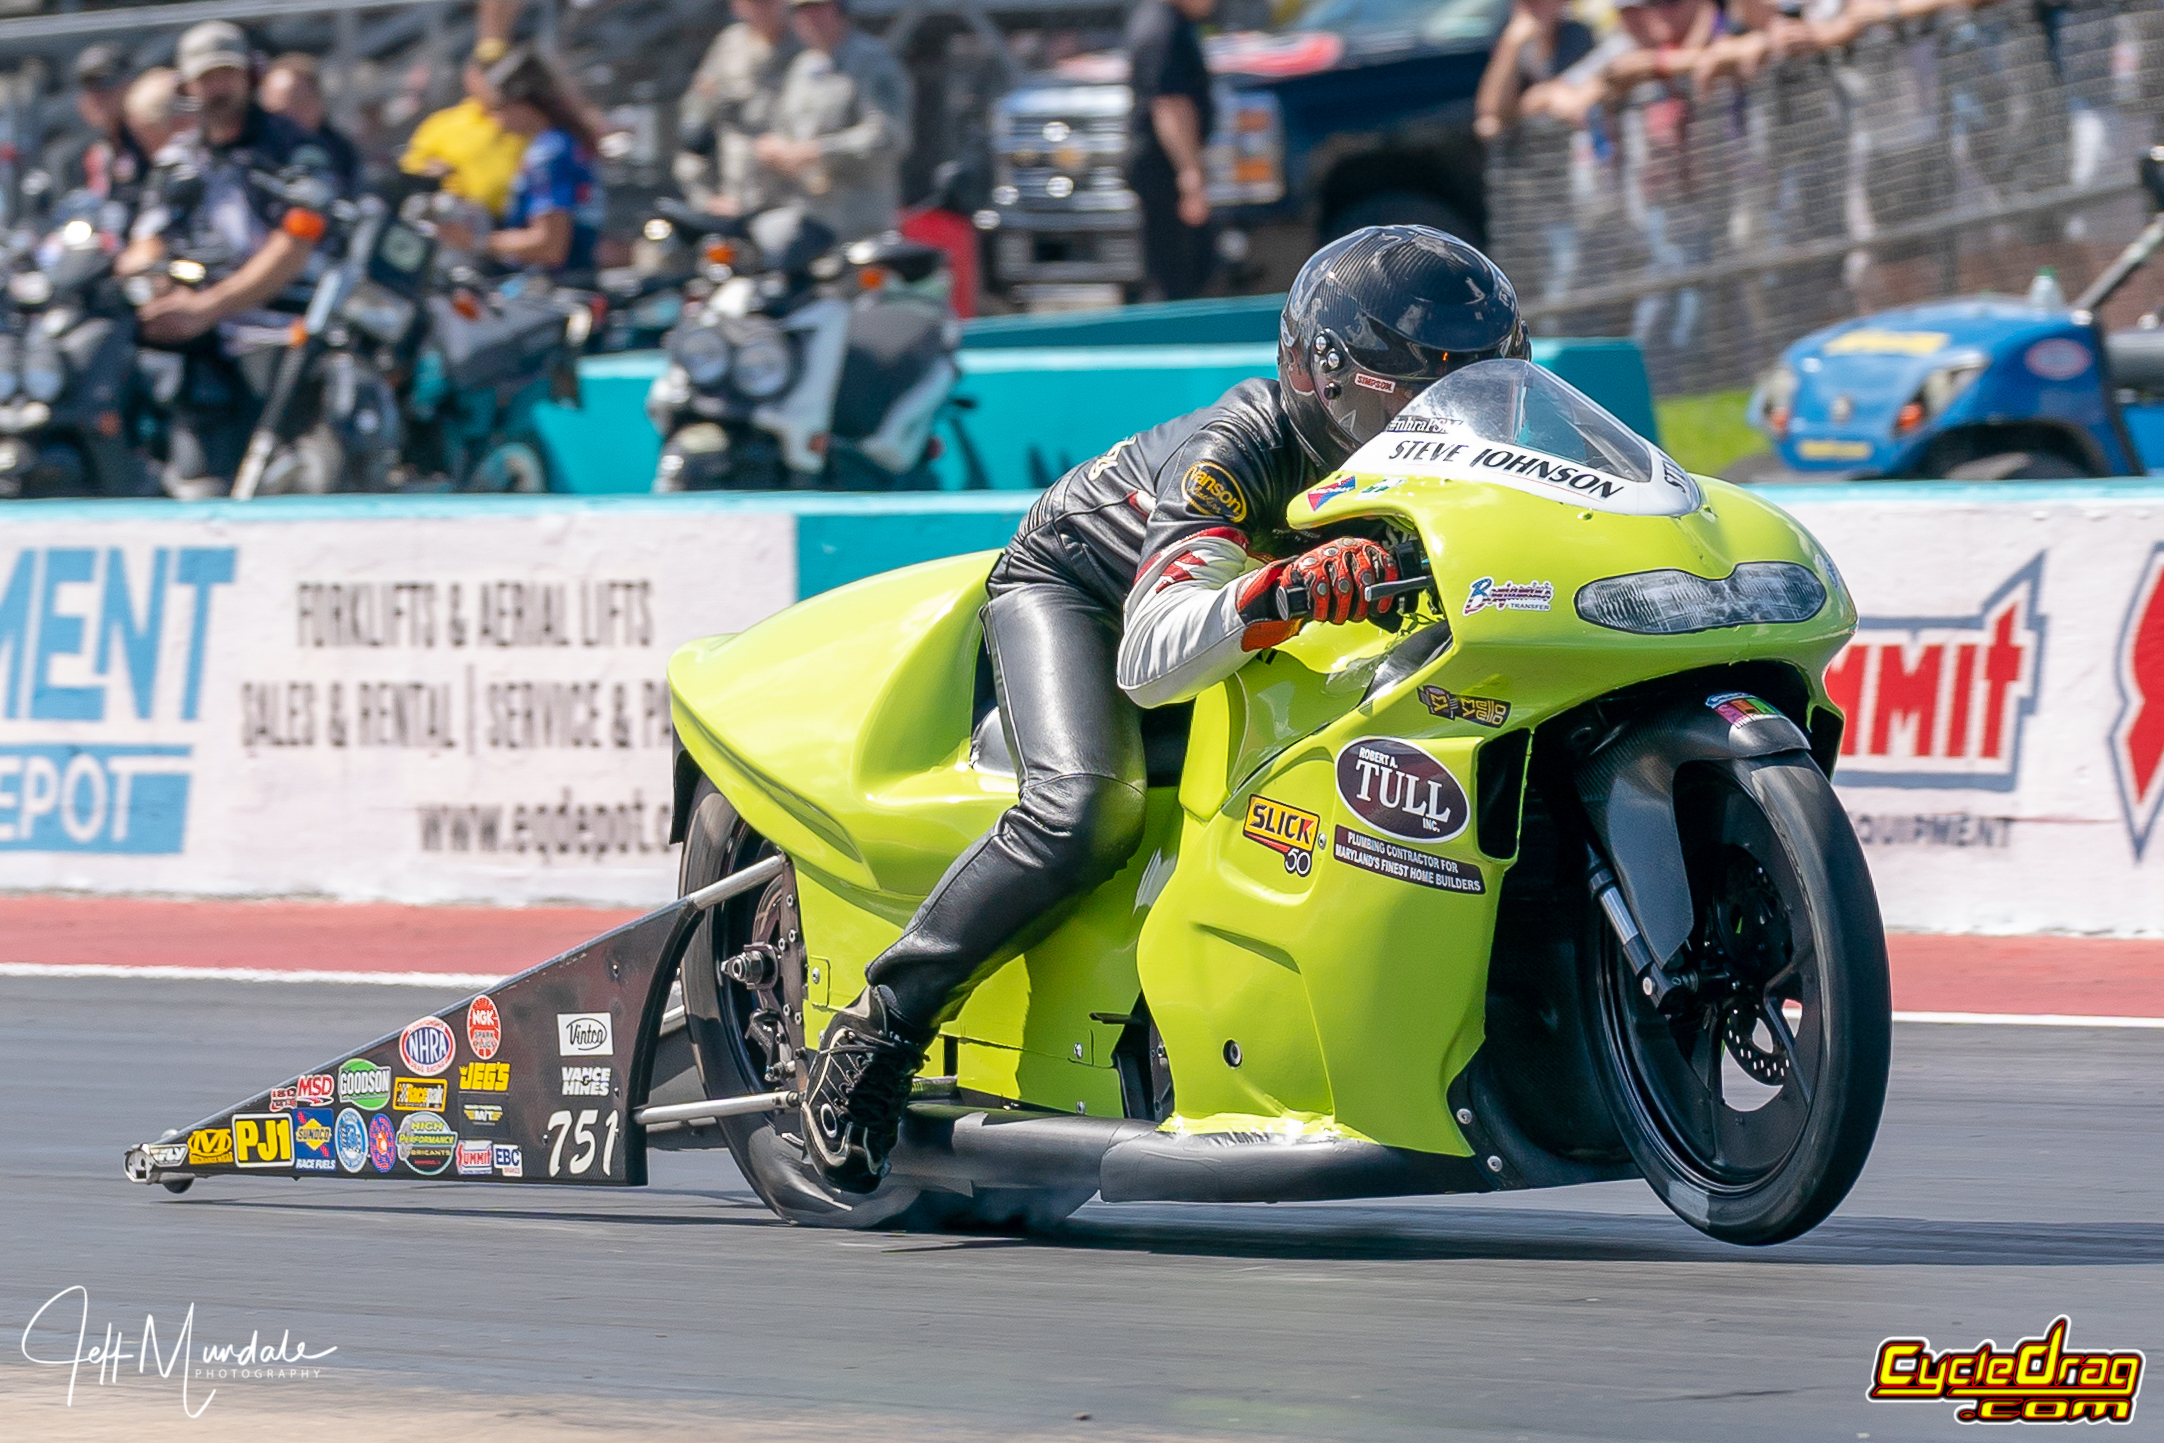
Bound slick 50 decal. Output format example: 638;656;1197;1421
1182;462;1248;524
1822;558;2042;790
1418;685;1510;728
231;1113;293;1169
2109;542;2164;860
1336;738;1469;843
399;1016;456;1076
1243;794;1320;875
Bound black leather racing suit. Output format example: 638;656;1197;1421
864;378;1330;1024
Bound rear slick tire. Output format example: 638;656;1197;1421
1587;755;1890;1245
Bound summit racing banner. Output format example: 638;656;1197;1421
0;500;792;906
1779;488;2164;936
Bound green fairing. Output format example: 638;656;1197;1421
668;461;1855;1156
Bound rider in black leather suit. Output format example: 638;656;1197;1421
801;225;1532;1192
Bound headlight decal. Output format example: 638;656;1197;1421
1574;562;1827;635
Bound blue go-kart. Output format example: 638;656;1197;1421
1738;147;2164;482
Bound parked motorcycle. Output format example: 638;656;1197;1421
0;192;150;497
128;359;1889;1248
646;204;961;491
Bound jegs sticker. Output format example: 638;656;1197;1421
1336;738;1470;843
557;1013;613;1057
458;1061;510;1092
1242;794;1320;876
1463;577;1553;615
466;995;502;1060
399;1016;456;1076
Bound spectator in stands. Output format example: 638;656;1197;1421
123;69;187;163
1125;0;1218;301
400;48;530;218
437;47;606;275
261;53;363;194
754;0;913;243
1475;0;1595;141
676;0;801;216
47;44;151;204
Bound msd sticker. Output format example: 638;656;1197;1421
557;1013;613;1057
294;1073;335;1108
1336;738;1469;844
400;1016;456;1076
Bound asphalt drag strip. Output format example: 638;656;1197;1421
2;975;2158;1442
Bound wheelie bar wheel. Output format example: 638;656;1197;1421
1587;755;1891;1245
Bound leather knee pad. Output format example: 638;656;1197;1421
1016;771;1148;886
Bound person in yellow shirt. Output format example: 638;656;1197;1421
401;46;530;217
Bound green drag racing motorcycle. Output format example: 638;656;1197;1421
667;358;1888;1245
124;359;1886;1247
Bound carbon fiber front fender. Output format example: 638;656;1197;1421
1574;693;1813;964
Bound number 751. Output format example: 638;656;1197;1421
546;1109;622;1177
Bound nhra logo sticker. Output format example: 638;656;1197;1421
557;1013;613;1057
2109;543;2164;860
466;996;502;1060
400;1016;456;1076
1822;557;2041;790
1336;738;1469;844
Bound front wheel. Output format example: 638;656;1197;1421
1587;755;1890;1245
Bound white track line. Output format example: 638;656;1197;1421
0;962;502;988
1892;1009;2164;1029
4;962;2161;1025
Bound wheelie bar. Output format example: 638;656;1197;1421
124;853;792;1190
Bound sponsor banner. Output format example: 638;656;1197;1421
0;503;794;905
1779;490;2164;934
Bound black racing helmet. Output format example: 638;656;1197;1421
1278;226;1530;471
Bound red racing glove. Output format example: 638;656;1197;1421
1285;538;1399;626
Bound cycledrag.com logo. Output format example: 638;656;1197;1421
21;1285;338;1419
1870;1316;2143;1424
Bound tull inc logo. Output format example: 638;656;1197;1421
2110;543;2164;860
1821;557;2042;790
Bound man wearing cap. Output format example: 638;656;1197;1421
123;21;342;493
676;0;800;217
754;0;911;242
46;45;152;204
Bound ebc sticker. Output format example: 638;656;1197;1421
292;1109;337;1173
493;1144;524;1179
1336;738;1470;844
1182;461;1248;523
466;995;502;1061
231;1113;293;1170
334;1108;369;1174
399;1016;456;1076
557;1012;613;1057
396;1112;458;1176
339;1058;392;1110
367;1115;396;1173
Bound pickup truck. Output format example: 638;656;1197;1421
985;0;1507;301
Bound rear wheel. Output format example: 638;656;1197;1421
677;778;1092;1231
1587;756;1889;1244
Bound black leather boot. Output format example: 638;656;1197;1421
799;986;933;1194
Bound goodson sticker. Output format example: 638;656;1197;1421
1335;738;1469;844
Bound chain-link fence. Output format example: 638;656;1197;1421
1485;0;2164;397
